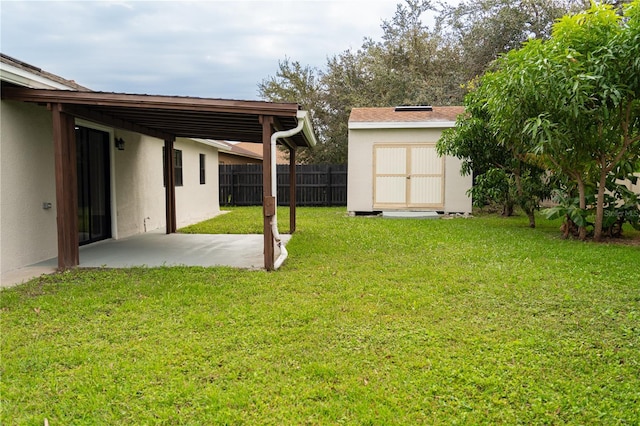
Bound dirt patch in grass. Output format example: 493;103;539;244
598;235;640;246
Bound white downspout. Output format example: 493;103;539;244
270;113;305;269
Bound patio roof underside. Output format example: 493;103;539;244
1;85;312;271
0;86;313;147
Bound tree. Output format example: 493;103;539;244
467;1;639;239
438;0;592;82
438;83;554;227
522;1;640;240
261;0;464;164
258;59;327;164
317;0;464;163
259;0;601;165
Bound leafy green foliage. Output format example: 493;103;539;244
438;83;554;226
438;0;590;80
468;168;516;215
314;0;466;163
437;89;507;177
260;0;590;165
2;208;639;424
543;191;593;237
521;1;640;240
448;1;640;239
543;171;640;238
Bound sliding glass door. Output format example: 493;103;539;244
76;126;111;245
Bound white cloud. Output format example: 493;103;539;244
0;0;408;99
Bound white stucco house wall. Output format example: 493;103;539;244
0;54;221;277
347;106;472;215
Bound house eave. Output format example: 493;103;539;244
348;121;457;130
190;138;232;150
0;63;78;90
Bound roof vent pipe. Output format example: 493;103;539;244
394;105;433;112
269;112;306;269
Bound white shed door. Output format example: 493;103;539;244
374;144;444;209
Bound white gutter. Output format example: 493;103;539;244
348;121;457;129
270;110;312;269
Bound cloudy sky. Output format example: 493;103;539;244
0;0;446;100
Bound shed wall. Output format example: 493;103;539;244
347;127;472;214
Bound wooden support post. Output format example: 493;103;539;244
164;138;177;233
261;116;275;270
51;103;79;270
289;147;297;233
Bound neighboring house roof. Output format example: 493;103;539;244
0;53;91;91
193;140;289;164
232;142;289;164
218;141;263;161
348;106;464;129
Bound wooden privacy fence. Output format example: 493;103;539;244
219;164;347;206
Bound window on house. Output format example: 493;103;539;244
199;153;206;184
163;147;184;187
174;150;183;186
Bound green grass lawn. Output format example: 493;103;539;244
2;207;639;424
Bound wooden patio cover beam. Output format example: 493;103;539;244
51;103;79;270
2;86;312;146
261;115;275;271
1;87;300;116
164;139;177;234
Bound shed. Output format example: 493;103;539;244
347;106;472;214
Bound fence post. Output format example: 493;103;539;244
231;168;237;206
326;166;332;206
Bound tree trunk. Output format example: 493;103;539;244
502;202;514;216
562;215;578;238
577;178;587;240
514;168;536;228
526;210;536;228
594;167;608;242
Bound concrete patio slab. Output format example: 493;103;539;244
1;231;289;288
0;265;59;289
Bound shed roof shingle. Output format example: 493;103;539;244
349;106;464;123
